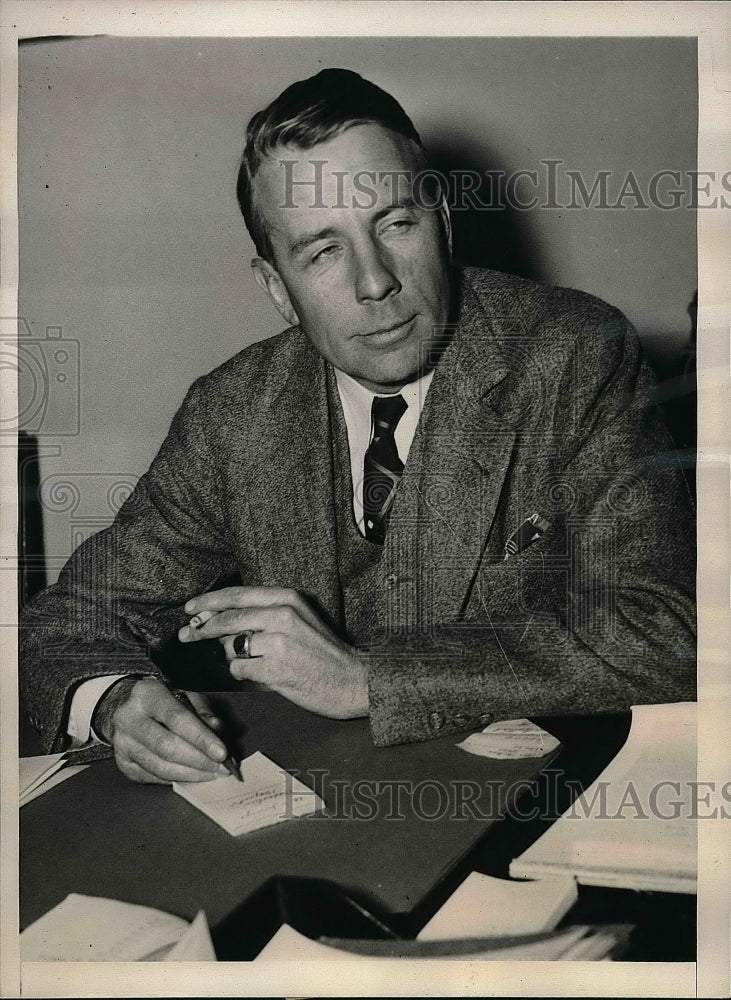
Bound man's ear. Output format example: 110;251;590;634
251;258;300;327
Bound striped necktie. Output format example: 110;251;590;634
363;393;407;544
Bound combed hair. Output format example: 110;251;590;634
236;68;426;261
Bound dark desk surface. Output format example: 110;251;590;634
20;690;552;932
20;700;695;961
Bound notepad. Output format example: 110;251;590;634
417;872;577;940
173;750;325;836
457;718;560;759
20;894;215;961
510;702;697;893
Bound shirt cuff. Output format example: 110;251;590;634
67;675;127;746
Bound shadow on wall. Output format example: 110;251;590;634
428;145;548;283
428;142;697;496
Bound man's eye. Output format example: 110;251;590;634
311;244;339;263
383;217;414;234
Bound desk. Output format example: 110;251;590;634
20;690;553;932
19;698;695;960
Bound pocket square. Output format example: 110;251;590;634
504;513;550;560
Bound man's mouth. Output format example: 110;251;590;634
360;315;417;343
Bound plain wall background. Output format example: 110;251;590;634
17;36;698;580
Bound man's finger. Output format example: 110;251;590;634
114;752;166;785
120;679;228;770
116;722;229;779
229;655;270;684
116;759;160;785
185;586;297;613
186;609;216;629
132;717;229;774
179;607;266;643
115;745;224;785
220;632;261;662
158;701;228;763
180;604;313;644
184;691;225;731
228;632;284;681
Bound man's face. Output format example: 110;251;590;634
251;123;452;393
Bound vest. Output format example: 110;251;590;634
327;370;387;646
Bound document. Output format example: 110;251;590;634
457;718;560;759
417;872;577;940
509;702;697;893
173;750;325;836
20;754;89;806
20;894;193;961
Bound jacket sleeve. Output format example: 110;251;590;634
20;378;239;753
366;315;696;746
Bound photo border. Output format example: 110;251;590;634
1;3;728;997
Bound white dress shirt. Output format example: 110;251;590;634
334;366;434;534
67;365;435;744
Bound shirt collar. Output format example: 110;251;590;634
333;366;435;423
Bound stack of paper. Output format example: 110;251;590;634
509;702;697;893
20;753;89;807
256;922;630;961
417;872;577;940
20;894;216;961
173;750;325;836
457;718;560;759
252;868;627;962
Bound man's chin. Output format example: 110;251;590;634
349;364;427;394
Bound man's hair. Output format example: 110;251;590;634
236;68;426;262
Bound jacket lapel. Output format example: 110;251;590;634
247;334;342;627
382;274;517;624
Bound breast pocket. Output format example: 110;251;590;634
467;530;554;621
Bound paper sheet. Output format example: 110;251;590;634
256;922;606;961
159;910;216;961
20;753;66;799
173;750;325;836
20;893;190;961
256;924;366;961
417;872;577;940
457;718;561;759
509;702;697;892
20;763;90;807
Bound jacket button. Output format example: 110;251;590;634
454;713;470;727
478;714;491;726
428;711;445;730
385;574;399;590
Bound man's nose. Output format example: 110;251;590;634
353;242;401;302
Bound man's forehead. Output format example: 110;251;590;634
254;124;422;214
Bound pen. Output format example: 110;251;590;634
504;513;550;561
163;680;243;782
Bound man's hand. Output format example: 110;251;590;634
178;587;369;720
92;676;232;784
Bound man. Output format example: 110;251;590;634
20;69;696;784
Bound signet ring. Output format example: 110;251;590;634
233;630;254;659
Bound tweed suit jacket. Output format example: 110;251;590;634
20;266;696;753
